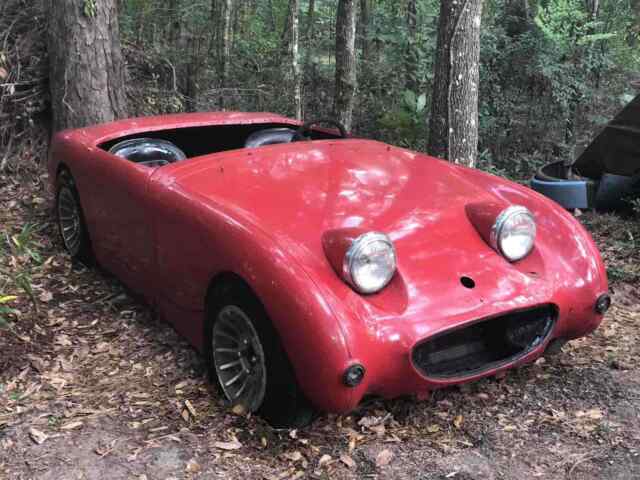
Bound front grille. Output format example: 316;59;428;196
412;305;557;379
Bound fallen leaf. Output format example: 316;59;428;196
231;403;247;416
184;400;197;418
318;454;332;468
214;440;242;451
39;290;53;302
29;427;47;445
427;424;440;433
180;408;190;422
340;454;356;469
282;451;303;462
453;415;464;429
55;334;72;347
376;449;394;467
186;458;201;473
60;421;83;430
0;67;8;80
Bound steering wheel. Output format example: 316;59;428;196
293;119;348;141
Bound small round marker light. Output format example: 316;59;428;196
595;294;611;314
343;364;366;387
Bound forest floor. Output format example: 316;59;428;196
1;172;640;480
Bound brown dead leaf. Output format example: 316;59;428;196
340;454;356;469
376;449;394;467
39;290;53;303
453;415;464;429
60;421;83;430
214;440;243;451
282;451;303;462
184;400;197;418
318;454;332;468
231;403;247;416
0;67;8;80
55;334;72;347
427;424;440;433
28;427;47;445
186;458;201;473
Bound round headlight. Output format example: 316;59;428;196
343;232;397;294
491;206;536;262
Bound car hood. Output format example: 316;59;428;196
167;139;602;332
170;139;500;246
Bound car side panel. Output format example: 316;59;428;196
49;133;158;300
148;176;357;413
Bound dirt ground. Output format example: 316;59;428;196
1;173;640;480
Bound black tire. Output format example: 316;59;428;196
56;170;94;265
206;280;315;428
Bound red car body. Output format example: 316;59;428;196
48;112;608;413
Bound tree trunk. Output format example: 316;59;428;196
427;0;483;167
289;0;302;119
47;0;127;132
334;0;359;132
218;0;232;109
405;0;418;92
358;0;370;63
304;0;317;115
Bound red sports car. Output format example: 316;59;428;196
48;112;610;427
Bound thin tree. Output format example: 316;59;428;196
334;0;359;132
47;0;127;131
289;0;302;119
405;0;418;92
218;0;233;109
427;0;484;167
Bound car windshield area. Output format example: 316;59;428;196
98;121;343;168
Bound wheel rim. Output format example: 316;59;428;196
57;187;82;255
212;305;267;412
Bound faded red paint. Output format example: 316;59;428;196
48;112;608;413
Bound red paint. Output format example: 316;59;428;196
48;112;608;413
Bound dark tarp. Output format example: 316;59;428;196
573;93;640;179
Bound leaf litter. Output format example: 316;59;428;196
1;178;640;478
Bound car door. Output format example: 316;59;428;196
75;147;158;300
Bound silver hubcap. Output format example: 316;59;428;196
212;305;267;412
57;187;82;255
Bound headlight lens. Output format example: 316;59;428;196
491;206;536;262
344;232;397;294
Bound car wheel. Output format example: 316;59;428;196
56;170;93;264
208;282;315;428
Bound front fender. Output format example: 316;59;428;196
150;177;358;412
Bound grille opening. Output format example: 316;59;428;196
412;305;556;379
460;276;476;289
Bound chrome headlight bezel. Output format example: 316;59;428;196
343;232;397;294
490;205;536;262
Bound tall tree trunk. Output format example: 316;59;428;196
405;0;418;92
218;0;232;109
427;0;483;167
288;0;302;119
304;0;317;115
47;0;127;132
358;0;370;63
334;0;359;132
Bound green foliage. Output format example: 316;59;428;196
83;0;97;19
0;223;43;327
379;90;427;147
116;0;639;182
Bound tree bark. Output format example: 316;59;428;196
47;0;128;132
218;0;232;109
290;0;302;119
405;0;418;92
358;0;370;63
334;0;359;132
427;0;483;167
